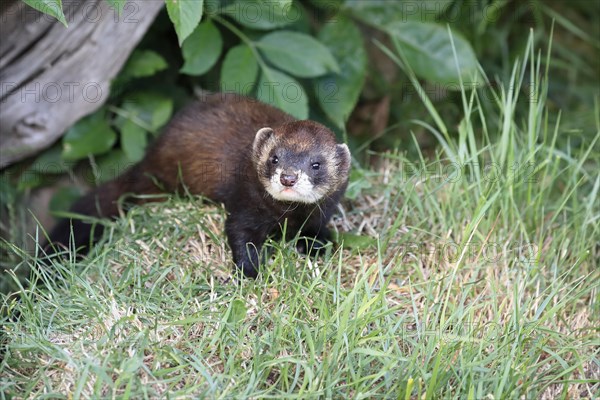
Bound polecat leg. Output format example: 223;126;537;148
45;217;105;256
225;215;268;278
296;225;332;257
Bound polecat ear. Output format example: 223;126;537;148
336;143;351;174
252;127;274;158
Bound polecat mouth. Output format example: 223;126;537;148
275;187;309;202
264;168;325;204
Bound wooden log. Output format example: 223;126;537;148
0;0;163;168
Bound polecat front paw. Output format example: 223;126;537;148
296;236;332;257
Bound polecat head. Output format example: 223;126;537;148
252;121;351;204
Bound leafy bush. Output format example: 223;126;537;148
1;0;598;269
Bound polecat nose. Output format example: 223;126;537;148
280;173;298;187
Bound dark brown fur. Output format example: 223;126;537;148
46;93;351;277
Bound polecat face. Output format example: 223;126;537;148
252;121;351;204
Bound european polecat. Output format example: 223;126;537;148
46;93;351;277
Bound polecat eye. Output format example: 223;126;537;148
312;162;320;170
271;156;279;164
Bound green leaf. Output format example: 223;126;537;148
105;0;126;15
181;20;223;76
315;17;367;129
121;120;148;163
223;0;297;30
345;169;372;200
307;0;342;9
62;112;117;161
338;233;377;250
30;146;72;174
227;299;247;324
257;31;339;78
344;0;453;26
49;187;82;214
22;0;67;27
120;50;168;80
257;67;308;120
0;177;17;206
386;21;480;86
166;0;204;45
16;146;72;189
122;92;174;132
94;150;132;184
220;44;259;94
17;171;46;191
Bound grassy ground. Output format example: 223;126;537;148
1;38;599;399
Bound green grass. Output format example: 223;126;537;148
1;36;599;399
